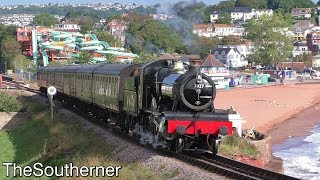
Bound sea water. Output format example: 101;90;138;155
273;125;320;179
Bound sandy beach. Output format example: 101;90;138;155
215;83;320;144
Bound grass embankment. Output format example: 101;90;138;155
218;135;261;159
0;91;160;179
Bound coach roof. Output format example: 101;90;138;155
93;63;134;75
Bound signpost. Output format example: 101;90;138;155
47;86;57;119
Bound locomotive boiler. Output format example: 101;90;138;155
37;59;234;155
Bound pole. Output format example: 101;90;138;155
50;95;53;119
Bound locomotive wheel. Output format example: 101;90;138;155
212;139;219;155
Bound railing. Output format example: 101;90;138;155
14;68;37;82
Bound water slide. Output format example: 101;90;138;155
41;50;49;66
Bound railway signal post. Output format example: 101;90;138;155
47;86;57;119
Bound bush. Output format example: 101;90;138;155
0;91;21;112
219;135;261;159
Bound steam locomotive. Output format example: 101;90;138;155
37;59;234;155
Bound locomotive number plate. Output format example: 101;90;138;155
194;84;205;88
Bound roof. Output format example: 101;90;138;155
157;53;177;60
213;24;236;28
201;54;225;67
214;47;240;55
192;24;213;30
277;62;306;70
293;20;314;28
93;63;134;75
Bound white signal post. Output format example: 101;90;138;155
47;86;57;119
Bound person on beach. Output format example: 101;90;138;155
281;69;285;85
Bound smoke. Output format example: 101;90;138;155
131;124;167;149
155;0;207;52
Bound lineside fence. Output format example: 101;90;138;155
13;68;37;82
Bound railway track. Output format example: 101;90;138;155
1;78;298;180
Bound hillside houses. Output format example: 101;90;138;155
192;24;244;37
106;19;130;43
291;8;312;19
210;7;273;23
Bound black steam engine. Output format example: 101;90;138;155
38;59;233;155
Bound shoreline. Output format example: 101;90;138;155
267;98;320;146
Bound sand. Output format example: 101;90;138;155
214;83;320;145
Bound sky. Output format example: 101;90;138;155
0;0;318;6
0;0;222;6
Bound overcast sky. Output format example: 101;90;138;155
0;0;222;6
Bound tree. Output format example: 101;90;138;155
205;0;235;13
235;0;267;9
33;14;59;26
0;36;22;70
96;31;119;47
268;0;315;12
77;51;92;64
245;13;293;66
190;36;221;58
216;12;232;24
221;36;242;45
294;53;314;67
79;17;95;34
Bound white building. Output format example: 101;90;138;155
213;47;248;68
291;8;312;19
292;42;311;57
218;44;253;58
192;24;239;37
210;7;273;23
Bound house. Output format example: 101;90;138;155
292;42;311;57
291;8;312;19
192;24;238;37
210;7;273;23
54;23;81;32
213;47;247;68
106;19;129;43
306;31;320;52
218;43;253;58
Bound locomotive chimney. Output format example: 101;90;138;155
189;59;202;72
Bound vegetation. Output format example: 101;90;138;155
0;93;161;178
96;31;120;47
235;0;268;9
216;12;232;24
219;135;261;159
0;24;23;71
33;14;59;26
268;0;315;12
245;13;293;66
0;91;22;112
293;52;314;67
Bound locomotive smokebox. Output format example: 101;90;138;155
188;59;202;72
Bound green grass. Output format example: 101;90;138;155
0;94;160;179
218;135;261;160
162;169;180;179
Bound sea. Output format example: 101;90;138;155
273;125;320;180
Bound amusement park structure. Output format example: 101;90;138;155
16;27;138;66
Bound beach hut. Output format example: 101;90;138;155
201;54;230;89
